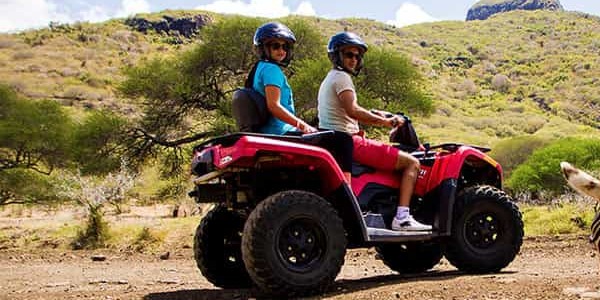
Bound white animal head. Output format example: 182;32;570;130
560;161;600;202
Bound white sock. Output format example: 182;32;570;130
395;206;409;220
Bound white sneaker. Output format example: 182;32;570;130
391;215;432;231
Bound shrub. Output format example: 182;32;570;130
12;51;35;60
57;160;137;248
491;74;511;92
507;137;600;196
0;38;16;49
71;205;109;249
491;135;551;178
131;226;162;252
457;78;478;95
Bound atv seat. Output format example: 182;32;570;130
231;88;270;133
196;131;336;150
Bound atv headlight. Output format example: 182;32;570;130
191;148;214;176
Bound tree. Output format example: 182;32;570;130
0;84;73;205
0;84;72;174
119;17;261;170
0;169;58;206
119;16;327;173
0;84;130;205
71;110;129;175
357;47;433;115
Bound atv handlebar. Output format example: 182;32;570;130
370;109;411;123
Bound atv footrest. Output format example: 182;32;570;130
366;227;434;242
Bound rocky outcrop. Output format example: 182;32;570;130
467;0;563;21
125;14;213;38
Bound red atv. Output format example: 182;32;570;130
189;129;523;296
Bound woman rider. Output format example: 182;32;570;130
250;22;317;134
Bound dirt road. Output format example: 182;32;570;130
2;235;599;300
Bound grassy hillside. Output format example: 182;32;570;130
1;9;599;146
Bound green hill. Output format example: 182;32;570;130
1;9;599;146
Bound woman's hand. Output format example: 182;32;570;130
297;120;318;133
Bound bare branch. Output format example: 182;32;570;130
132;128;214;147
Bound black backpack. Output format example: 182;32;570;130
232;62;271;132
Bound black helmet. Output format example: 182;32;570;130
327;32;368;76
253;22;296;67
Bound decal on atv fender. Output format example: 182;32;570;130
220;155;233;165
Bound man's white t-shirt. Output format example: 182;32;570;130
317;69;360;134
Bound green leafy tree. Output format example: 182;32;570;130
119;17;262;164
72;110;129;175
119;16;325;172
0;169;58;205
288;56;330;121
0;84;73;205
357;47;433;115
0;84;72;174
507;138;600;195
0;85;130;205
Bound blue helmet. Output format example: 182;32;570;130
253;22;296;67
327;32;368;76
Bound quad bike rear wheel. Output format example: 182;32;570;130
376;241;443;274
193;205;252;288
242;190;346;296
444;185;523;273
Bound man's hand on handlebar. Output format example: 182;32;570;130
387;115;405;128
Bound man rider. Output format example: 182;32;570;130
317;32;431;231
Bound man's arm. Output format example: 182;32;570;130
338;90;403;128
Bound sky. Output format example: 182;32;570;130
1;0;600;33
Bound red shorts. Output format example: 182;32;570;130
352;135;399;171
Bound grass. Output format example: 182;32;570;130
521;203;598;236
0;200;596;252
0;204;204;252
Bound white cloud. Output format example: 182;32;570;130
0;0;71;32
294;1;316;16
387;2;437;28
116;0;151;18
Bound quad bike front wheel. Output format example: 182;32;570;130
444;185;524;273
376;241;443;274
193;205;253;288
242;190;346;296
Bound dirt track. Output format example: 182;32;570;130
2;235;599;300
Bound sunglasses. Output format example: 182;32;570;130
342;52;362;60
267;42;291;51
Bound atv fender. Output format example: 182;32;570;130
426;146;503;192
211;135;346;192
